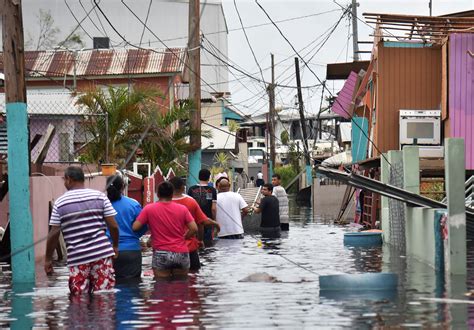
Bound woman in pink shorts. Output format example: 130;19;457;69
133;181;197;278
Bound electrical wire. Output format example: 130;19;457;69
233;0;267;92
112;0;290;147
77;0;107;38
255;0;396;170
128;8;342;45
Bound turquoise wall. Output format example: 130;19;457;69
351;117;368;163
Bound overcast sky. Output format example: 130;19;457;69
219;0;473;117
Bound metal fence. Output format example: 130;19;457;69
389;161;406;253
0;93;107;165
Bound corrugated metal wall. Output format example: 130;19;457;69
449;33;474;170
374;43;442;154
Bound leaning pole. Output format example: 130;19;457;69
2;0;36;283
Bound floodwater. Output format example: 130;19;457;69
1;205;474;329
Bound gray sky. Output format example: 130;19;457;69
219;0;473;117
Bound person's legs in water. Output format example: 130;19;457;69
189;250;201;271
113;250;142;280
89;257;115;293
69;263;92;295
172;251;190;276
280;223;289;231
152;250;189;278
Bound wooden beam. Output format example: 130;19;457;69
32;124;56;165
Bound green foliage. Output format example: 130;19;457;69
76;86;161;166
76;86;204;170
287;143;302;173
140;101;211;169
274;165;297;188
281;131;290;145
227;120;240;133
213;152;230;170
62;31;85;49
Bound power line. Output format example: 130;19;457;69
93;0;293;149
77;0;107;38
128;8;342;45
233;0;267;92
255;0;396;169
139;0;153;47
202;43;321;90
202;38;269;107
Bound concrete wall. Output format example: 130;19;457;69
312;178;349;221
405;207;443;268
202;102;223;128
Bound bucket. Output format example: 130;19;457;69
319;273;398;291
343;231;383;247
101;164;117;176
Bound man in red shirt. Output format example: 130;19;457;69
170;177;220;271
133;181;197;278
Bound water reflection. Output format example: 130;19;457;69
67;293;116;328
140;277;203;328
10;283;34;330
0;205;472;327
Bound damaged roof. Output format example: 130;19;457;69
0;48;186;78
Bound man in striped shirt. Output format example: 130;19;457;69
44;166;119;295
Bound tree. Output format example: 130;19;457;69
76;86;161;166
25;9;59;50
76;86;206;170
139;101;210;170
26;9;84;50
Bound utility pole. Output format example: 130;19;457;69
2;0;35;283
294;57;312;187
267;54;276;179
429;0;432;16
351;0;360;61
187;0;201;186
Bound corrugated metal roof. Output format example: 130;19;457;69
0;91;83;115
332;71;358;119
448;33;474;170
364;13;474;43
0;48;186;78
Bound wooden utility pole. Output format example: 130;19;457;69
187;0;202;186
295;57;312;186
2;0;35;283
351;0;360;61
267;54;276;174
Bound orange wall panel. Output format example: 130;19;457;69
375;43;442;155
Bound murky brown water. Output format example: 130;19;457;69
1;205;473;328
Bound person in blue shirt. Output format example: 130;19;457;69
106;174;147;280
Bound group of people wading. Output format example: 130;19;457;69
44;166;289;295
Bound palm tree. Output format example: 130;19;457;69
76;86;204;170
140;101;210;170
76;86;159;166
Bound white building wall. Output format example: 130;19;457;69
1;0;229;94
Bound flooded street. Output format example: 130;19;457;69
1;205;474;328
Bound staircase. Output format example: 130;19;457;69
237;186;262;232
237;186;262;207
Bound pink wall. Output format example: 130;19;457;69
449;33;474;170
0;176;107;266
